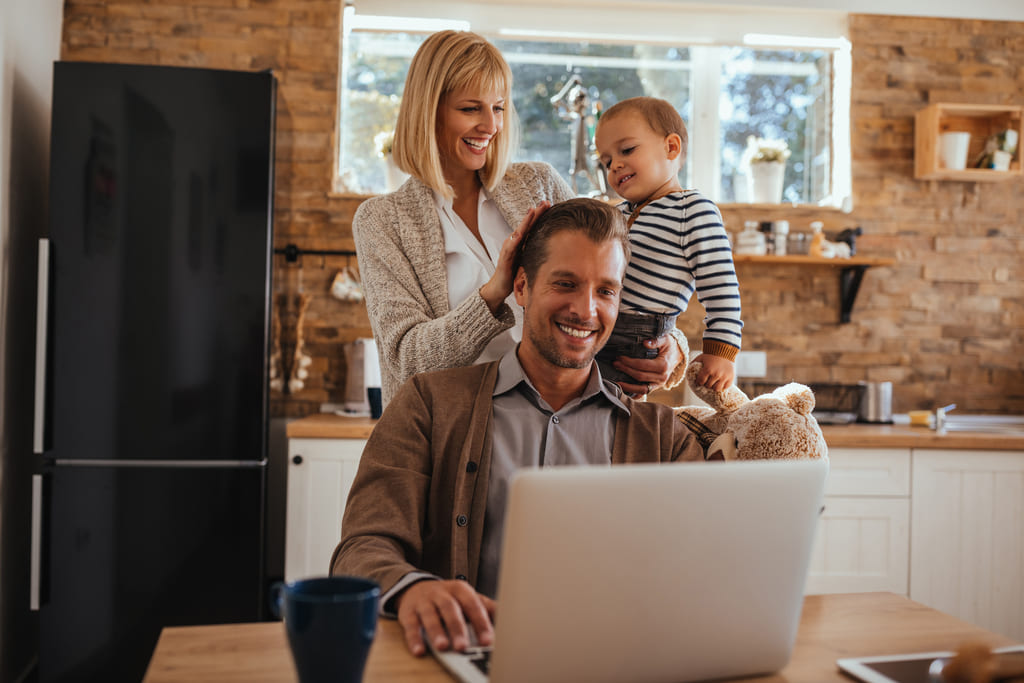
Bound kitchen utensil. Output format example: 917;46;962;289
331;266;364;302
859;381;893;423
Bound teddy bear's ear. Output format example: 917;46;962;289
686;360;748;414
775;383;816;415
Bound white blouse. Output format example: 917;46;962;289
434;188;522;365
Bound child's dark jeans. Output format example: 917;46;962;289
597;310;678;386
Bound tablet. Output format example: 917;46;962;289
837;645;1024;683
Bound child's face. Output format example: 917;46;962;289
595;110;683;203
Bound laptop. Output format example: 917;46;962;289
430;458;828;683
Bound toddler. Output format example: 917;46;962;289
594;96;742;393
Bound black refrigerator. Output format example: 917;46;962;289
32;61;276;682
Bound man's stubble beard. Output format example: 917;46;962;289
524;319;601;370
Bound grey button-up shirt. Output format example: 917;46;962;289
476;349;630;597
379;348;629;612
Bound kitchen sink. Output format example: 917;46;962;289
940;414;1024;434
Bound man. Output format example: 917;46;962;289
330;197;704;657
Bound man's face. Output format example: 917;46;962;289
514;230;625;372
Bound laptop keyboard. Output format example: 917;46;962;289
464;646;492;674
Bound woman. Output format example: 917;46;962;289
353;30;684;405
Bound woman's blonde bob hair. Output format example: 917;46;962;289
391;30;519;200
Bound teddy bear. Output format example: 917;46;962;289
676;360;828;462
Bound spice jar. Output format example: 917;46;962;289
772;221;789;256
757;221;789;256
734;221;767;255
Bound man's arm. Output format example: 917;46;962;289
329;372;496;656
329;379;433;592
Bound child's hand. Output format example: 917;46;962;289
692;354;735;392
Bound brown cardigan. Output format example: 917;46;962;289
330;361;705;594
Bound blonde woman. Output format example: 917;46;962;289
354;30;683;405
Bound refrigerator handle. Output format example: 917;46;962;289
31;474;44;611
34;238;50;454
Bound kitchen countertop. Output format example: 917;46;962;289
820;422;1024;450
286;414;1024;451
286;413;377;439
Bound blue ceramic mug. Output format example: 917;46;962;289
270;576;380;683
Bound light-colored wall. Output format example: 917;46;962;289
360;0;1024;24
0;0;63;679
664;0;1024;21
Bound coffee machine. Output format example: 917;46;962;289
343;338;381;416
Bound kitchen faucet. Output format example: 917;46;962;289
934;403;957;435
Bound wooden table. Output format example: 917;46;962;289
143;592;1018;682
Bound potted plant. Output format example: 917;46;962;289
743;136;790;203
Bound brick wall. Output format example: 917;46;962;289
677;15;1024;413
61;0;371;418
60;5;1024;416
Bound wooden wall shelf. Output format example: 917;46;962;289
914;103;1023;181
733;255;896;323
719;202;847;213
733;255;894;267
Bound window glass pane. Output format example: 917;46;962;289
719;47;832;204
494;41;691;197
336;25;838;207
338;31;425;194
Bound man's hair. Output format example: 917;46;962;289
391;30;519;200
517;198;630;283
599;96;689;157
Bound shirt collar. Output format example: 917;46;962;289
494;346;630;414
431;180;494;213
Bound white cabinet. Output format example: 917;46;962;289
284;437;367;582
910;449;1024;641
805;448;910;595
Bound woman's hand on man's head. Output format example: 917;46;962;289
478;201;550;314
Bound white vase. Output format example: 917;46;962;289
747;161;785;204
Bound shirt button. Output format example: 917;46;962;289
456;574;467;581
552;415;560;424
456;514;468;527
466;461;478;473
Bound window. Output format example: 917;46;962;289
336;3;851;208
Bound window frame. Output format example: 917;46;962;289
334;2;852;209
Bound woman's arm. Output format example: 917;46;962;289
353;196;513;404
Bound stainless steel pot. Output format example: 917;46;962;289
859;381;893;423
